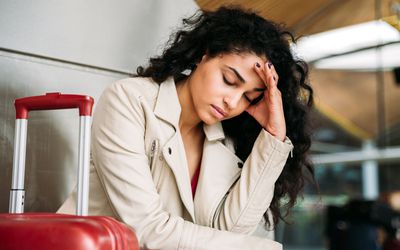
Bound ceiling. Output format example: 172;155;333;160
196;0;400;142
196;0;394;35
310;69;400;139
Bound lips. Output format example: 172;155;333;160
211;105;227;119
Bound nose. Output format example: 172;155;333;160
223;90;242;110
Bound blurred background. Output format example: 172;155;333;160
1;0;399;249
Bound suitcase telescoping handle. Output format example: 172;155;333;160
10;93;94;216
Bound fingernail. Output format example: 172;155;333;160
268;62;272;69
256;62;260;68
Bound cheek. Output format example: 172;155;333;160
196;80;225;100
192;70;214;92
226;103;249;119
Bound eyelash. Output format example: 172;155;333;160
249;94;263;105
223;75;253;103
222;75;234;86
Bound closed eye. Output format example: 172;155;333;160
223;75;235;86
248;93;264;105
243;94;252;103
224;76;253;103
223;73;263;105
244;93;264;105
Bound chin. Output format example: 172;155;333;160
200;113;220;125
201;118;218;125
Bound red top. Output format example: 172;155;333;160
191;164;201;198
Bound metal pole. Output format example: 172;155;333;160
361;140;379;200
76;116;91;216
312;146;400;165
9;119;28;213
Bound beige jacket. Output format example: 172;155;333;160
58;77;293;250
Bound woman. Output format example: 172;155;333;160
59;6;314;250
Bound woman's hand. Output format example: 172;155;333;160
246;61;286;141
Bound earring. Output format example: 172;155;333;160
181;68;192;76
181;63;196;76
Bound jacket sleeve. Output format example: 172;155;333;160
212;117;294;234
91;80;282;250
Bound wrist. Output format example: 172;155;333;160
262;127;286;142
275;134;286;142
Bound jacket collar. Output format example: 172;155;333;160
203;122;225;141
154;77;226;142
154;77;181;127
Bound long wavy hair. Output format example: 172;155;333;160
136;6;314;228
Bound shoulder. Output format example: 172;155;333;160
105;77;159;102
97;77;161;113
93;78;161;133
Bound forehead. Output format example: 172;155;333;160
216;52;266;87
218;52;266;64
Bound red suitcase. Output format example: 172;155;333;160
0;93;139;250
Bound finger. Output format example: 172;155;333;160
265;62;278;90
266;62;278;80
254;62;268;85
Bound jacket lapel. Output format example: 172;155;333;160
194;123;242;226
153;78;195;220
152;78;243;224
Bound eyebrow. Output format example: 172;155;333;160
226;66;266;92
227;66;246;83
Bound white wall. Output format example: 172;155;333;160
0;0;199;212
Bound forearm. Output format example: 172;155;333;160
119;207;282;250
213;130;293;233
95;150;282;250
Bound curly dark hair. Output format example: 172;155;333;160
136;6;315;228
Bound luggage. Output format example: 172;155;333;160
0;93;139;250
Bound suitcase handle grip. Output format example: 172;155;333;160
15;92;94;119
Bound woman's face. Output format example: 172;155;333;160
188;52;266;125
